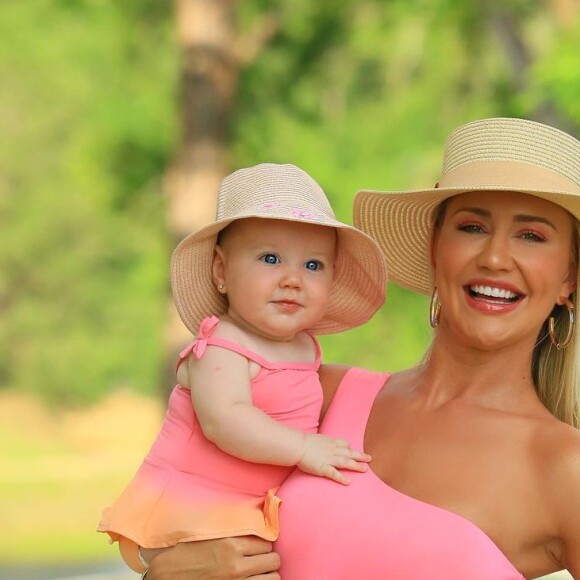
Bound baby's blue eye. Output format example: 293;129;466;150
305;260;321;271
261;253;280;265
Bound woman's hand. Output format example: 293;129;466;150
146;536;280;579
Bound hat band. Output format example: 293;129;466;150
438;160;580;194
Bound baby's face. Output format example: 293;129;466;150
213;218;336;341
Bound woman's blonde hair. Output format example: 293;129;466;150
533;221;580;428
432;203;580;428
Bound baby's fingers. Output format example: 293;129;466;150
322;464;350;485
334;444;371;463
348;448;372;463
322;455;369;484
332;455;370;474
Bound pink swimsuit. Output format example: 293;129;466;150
276;367;526;579
98;316;323;571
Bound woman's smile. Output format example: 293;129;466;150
463;280;524;314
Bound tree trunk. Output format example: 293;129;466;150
485;1;578;133
163;0;239;395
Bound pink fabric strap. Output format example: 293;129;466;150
177;316;321;371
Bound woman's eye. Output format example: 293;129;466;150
261;253;280;265
520;230;545;242
304;260;321;271
458;223;483;234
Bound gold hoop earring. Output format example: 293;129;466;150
548;297;575;350
429;287;441;328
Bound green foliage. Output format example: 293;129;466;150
0;0;176;404
1;0;578;404
531;21;580;123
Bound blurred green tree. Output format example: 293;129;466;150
0;0;578;404
0;0;176;404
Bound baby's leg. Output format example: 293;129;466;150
139;546;171;565
118;536;170;573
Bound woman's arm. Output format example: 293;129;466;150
319;363;352;419
551;439;580;578
538;426;580;578
145;537;281;580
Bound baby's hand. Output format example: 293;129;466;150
297;434;371;485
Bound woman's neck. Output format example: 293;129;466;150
414;333;538;410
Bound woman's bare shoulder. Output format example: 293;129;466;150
536;417;580;469
534;416;580;487
537;419;580;574
318;364;391;418
318;364;352;417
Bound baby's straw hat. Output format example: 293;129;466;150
171;163;387;335
355;117;580;295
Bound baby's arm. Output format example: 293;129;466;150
187;348;370;485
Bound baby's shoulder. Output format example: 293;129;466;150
176;318;250;385
209;317;251;345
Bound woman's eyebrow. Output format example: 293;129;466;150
514;214;557;231
452;207;557;231
451;206;489;217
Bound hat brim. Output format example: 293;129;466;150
171;214;388;335
354;185;580;296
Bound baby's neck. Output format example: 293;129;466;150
218;315;316;364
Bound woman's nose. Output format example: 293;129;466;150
476;234;514;271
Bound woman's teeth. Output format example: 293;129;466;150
469;285;519;301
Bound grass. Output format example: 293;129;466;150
0;390;162;565
0;390;573;578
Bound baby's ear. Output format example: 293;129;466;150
212;245;227;289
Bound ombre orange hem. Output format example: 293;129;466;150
99;488;281;573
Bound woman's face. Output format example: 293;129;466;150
431;190;577;350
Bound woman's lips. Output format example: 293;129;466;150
464;284;524;314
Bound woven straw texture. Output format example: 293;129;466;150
354;117;580;295
171;163;387;335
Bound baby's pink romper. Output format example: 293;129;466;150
98;316;323;572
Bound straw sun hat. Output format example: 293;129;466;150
355;117;580;295
171;163;387;335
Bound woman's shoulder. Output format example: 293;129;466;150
319;364;388;390
534;415;580;471
528;412;580;485
319;365;389;417
534;417;580;571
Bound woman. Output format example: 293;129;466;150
145;117;580;579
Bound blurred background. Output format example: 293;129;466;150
0;0;578;578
